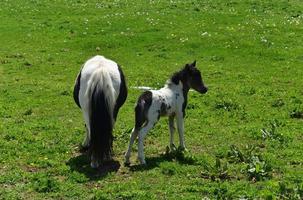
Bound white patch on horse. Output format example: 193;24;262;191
74;55;127;168
131;86;156;90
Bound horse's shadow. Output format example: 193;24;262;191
67;150;199;179
66;154;120;181
127;153;199;172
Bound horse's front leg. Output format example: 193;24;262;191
176;113;186;150
168;115;176;150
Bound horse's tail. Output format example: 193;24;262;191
134;91;153;130
85;68;116;168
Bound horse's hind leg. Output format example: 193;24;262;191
137;120;156;165
81;103;91;151
124;128;139;165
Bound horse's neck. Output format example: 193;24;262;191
164;80;189;97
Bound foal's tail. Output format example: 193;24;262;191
85;68;116;168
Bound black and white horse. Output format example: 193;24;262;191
73;55;127;168
125;61;207;165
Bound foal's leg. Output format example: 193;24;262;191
176;114;186;149
168;116;176;150
124;128;139;165
138;120;156;165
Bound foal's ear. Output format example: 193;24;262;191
192;60;196;67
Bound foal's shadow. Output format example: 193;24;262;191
127;155;168;171
66;154;120;180
127;152;198;172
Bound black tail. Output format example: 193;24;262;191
134;91;153;130
135;101;145;130
89;86;113;165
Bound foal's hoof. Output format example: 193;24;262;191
124;161;130;167
178;146;188;152
138;159;146;165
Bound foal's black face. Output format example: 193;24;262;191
186;61;208;94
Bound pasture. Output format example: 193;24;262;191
0;0;302;199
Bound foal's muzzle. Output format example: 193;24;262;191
199;86;208;94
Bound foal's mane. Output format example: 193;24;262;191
170;67;188;85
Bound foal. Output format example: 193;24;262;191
125;61;208;165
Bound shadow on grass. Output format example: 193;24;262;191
127;152;199;172
66;154;120;181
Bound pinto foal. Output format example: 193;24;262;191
125;61;208;165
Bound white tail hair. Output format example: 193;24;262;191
85;68;117;126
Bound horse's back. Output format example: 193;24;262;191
81;55;120;85
77;55;122;105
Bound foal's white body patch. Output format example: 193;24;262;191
149;81;185;117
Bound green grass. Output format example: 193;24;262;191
1;0;303;199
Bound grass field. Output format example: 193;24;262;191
1;0;303;199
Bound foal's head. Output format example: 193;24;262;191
184;61;208;94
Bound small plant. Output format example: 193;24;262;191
201;158;232;181
226;145;245;163
290;107;303;119
271;98;285;108
246;155;272;181
260;120;288;144
278;181;303;199
226;144;272;181
214;99;239;111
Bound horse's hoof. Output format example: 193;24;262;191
90;161;99;169
79;145;89;153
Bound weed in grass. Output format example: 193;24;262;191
214;99;239;112
23;108;33;116
201;158;232;181
290;107;303;119
260;120;289;144
226;145;273;181
278;181;303;199
246;155;272;182
226;145;245;163
271;98;285;108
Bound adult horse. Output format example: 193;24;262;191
73;55;127;168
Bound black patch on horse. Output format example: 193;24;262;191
160;102;167;116
113;65;128;120
135;91;153;130
73;70;82;108
171;67;190;117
